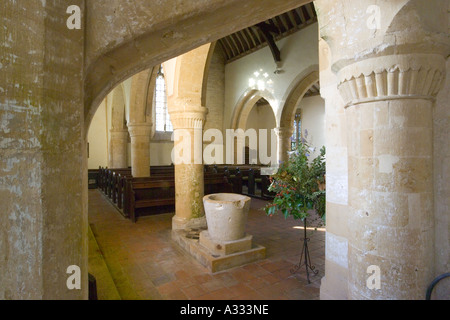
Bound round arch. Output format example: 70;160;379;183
230;89;277;130
168;43;212;112
279;69;320;129
110;84;127;131
128;69;153;124
83;0;305;126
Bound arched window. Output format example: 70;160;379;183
154;65;173;132
291;111;302;150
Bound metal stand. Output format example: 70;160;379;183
291;218;318;283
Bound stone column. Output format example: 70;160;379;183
109;129;129;168
0;0;87;299
275;127;294;164
339;54;446;299
314;0;449;300
169;105;208;230
128;123;152;177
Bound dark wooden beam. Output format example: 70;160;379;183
256;22;281;63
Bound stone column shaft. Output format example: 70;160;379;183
109;129;129;168
0;0;87;299
128;123;152;177
338;54;445;299
275;127;294;164
315;0;449;300
170;105;208;230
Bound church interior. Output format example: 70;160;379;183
1;0;449;300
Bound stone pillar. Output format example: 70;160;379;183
339;54;446;300
314;0;449;300
0;1;87;299
319;81;350;300
169;105;208;230
109;129;129;168
275;127;294;164
128;123;152;177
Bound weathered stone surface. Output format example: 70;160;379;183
316;0;449;300
203;193;251;242
199;231;252;256
128;123;152;177
1;0;87;299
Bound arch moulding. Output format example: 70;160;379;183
230;89;277;130
279;69;319;129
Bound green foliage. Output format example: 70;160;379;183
264;141;326;221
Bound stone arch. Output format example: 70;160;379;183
108;84;129;169
201;42;218;107
230;89;277;130
143;67;159;138
279;69;319;128
168;43;212;112
110;85;127;131
83;0;306;125
128;69;153;124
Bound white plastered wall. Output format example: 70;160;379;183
298;95;326;159
87;100;108;169
245;103;277;164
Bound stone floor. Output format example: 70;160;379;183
88;189;325;300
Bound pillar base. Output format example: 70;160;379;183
319;276;348;300
172;215;207;231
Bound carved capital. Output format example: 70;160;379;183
127;122;152;138
169;104;208;130
337;54;446;107
275;127;294;139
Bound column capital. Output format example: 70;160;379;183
169;104;208;130
275;126;294;138
337;53;446;108
127;122;152;138
110;127;128;132
109;128;129;138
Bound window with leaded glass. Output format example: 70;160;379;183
154;65;173;132
291;111;302;151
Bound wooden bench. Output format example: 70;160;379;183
126;178;176;223
98;166;175;202
88;169;99;189
98;164;274;222
124;173;233;222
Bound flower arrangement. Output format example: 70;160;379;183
264;140;326;222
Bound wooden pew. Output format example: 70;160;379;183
204;174;234;195
106;168;131;198
100;165;243;222
124;173;233;222
224;167;243;194
126;178;176;223
88;169;99;189
260;174;276;199
101;166;175;203
117;171;174;209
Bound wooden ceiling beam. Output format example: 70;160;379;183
256;22;281;63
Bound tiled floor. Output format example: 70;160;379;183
88;189;325;300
